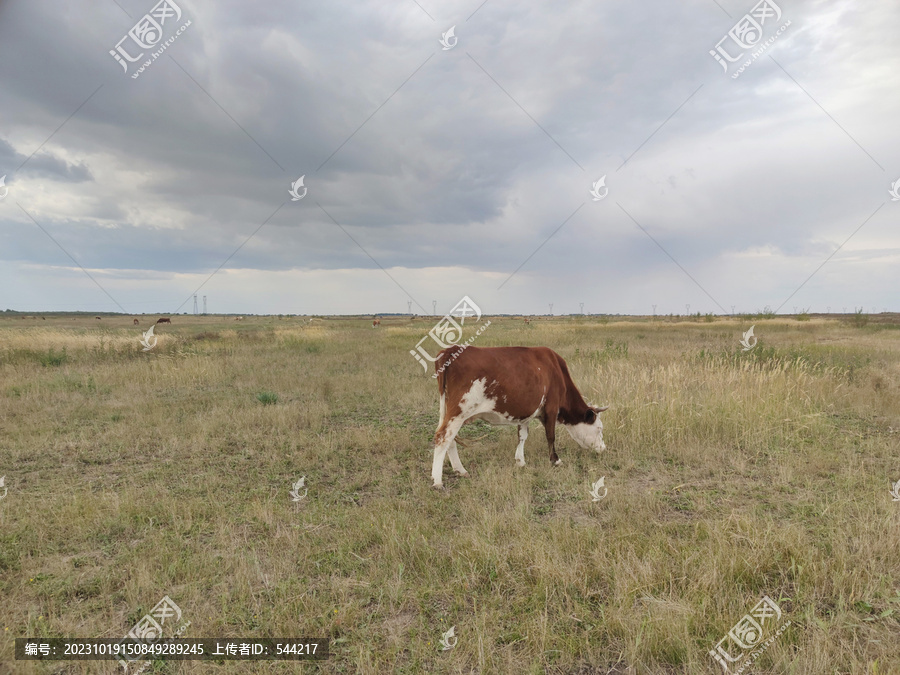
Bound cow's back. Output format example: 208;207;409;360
436;346;566;420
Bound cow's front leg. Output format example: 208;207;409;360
543;409;560;465
515;423;529;467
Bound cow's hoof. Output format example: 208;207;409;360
516;459;526;467
457;470;469;477
432;483;444;490
553;459;562;466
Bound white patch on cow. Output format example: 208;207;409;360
458;378;497;418
564;420;606;453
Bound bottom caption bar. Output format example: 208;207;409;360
16;638;329;660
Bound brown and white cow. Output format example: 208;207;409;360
133;318;140;326
373;319;381;327
431;345;608;488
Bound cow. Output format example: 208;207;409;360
133;318;140;326
523;318;531;324
156;317;172;324
431;345;609;488
373;319;381;327
234;316;244;321
95;316;102;320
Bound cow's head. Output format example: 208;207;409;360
564;405;609;453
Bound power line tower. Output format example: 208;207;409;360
579;302;584;315
549;303;553;315
203;296;207;314
432;300;437;316
193;294;198;315
407;300;412;315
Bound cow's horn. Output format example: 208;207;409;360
596;405;610;412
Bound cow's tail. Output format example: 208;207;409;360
435;349;448;422
433;349;451;443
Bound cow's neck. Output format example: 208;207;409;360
556;386;589;425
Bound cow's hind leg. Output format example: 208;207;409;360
432;417;465;488
447;441;468;477
515;423;529;467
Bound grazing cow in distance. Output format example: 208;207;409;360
523;318;531;324
234;316;244;321
373;319;381;327
431;345;608;488
95;316;102;320
156;317;172;324
133;318;140;325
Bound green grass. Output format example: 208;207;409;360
1;314;899;673
256;391;280;406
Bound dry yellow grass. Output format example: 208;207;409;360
1;313;899;673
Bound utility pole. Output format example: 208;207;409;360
193;294;198;315
203;296;207;314
432;300;437;316
549;303;553;316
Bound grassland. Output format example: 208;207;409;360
1;313;899;674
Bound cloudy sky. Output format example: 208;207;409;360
0;0;897;315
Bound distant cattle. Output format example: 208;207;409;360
133;318;140;326
234;316;244;321
523;318;531;324
431;346;609;488
373;319;381;327
95;316;102;320
156;317;172;324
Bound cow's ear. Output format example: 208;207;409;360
584;409;596;424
